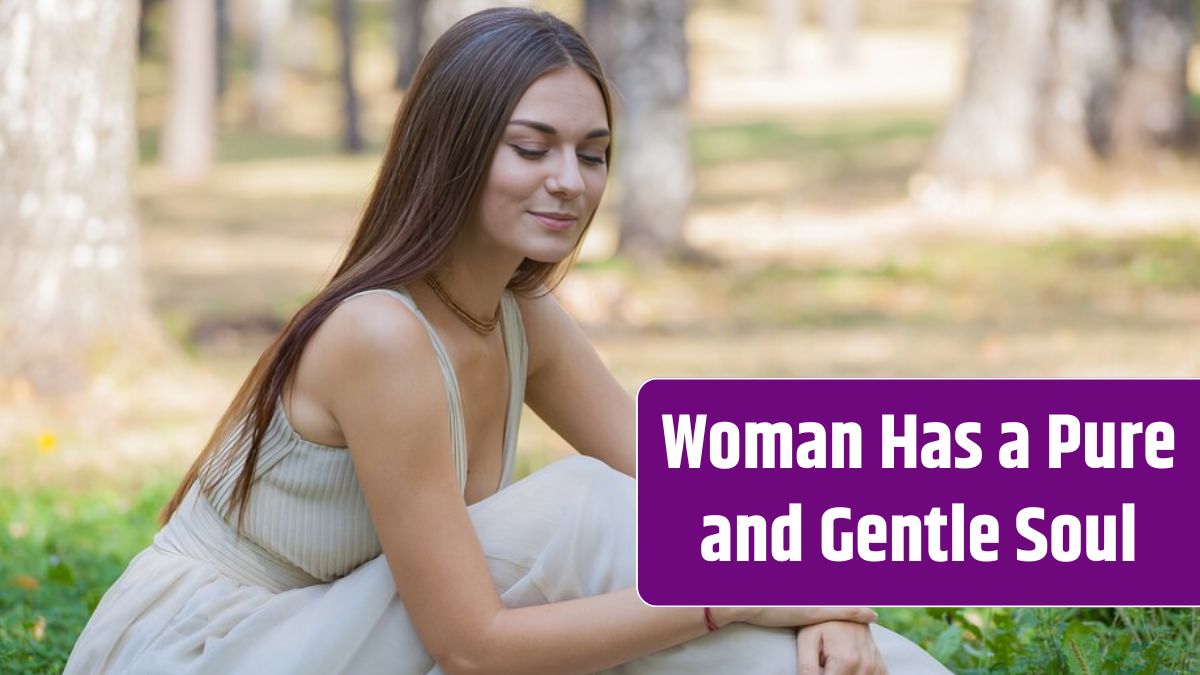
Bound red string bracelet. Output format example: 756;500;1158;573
703;607;719;632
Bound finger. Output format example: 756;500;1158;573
804;606;878;626
858;627;886;675
796;628;822;675
846;624;881;675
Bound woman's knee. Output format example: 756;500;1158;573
566;457;636;592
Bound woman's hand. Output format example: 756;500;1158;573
796;620;887;675
724;606;878;630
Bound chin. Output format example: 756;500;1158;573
523;247;577;265
519;233;586;265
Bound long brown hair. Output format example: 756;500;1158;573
162;8;614;525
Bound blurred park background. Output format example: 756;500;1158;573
2;0;1199;672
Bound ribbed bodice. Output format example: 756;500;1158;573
159;287;527;587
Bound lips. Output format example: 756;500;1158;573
529;211;578;231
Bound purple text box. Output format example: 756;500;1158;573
636;379;1199;606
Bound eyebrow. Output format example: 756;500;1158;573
508;119;610;139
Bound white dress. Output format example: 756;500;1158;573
64;288;950;674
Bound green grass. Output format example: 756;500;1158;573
4;480;1195;673
878;607;1199;674
689;114;941;206
626;233;1200;334
692;117;939;167
1;480;175;674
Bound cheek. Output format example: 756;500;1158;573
586;172;608;208
486;155;541;205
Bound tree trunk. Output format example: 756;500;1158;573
927;0;1194;187
928;0;1055;185
0;0;155;395
823;0;858;65
767;0;800;73
288;0;319;75
591;0;694;263
335;0;364;153
583;0;618;67
1040;0;1122;166
160;0;216;182
393;0;428;90
1110;0;1195;158
251;0;290;129
216;0;231;99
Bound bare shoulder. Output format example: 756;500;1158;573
296;290;443;422
316;291;433;361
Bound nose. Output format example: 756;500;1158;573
546;152;585;200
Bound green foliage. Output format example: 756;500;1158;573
878;606;1199;674
4;478;1196;674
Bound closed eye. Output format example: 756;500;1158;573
512;144;606;167
510;145;547;158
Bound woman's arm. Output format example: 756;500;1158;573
518;292;890;675
309;294;870;675
519;291;636;476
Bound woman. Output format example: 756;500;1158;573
66;8;949;674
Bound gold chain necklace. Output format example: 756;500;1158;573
423;273;500;335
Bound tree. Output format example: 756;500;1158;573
767;0;800;73
587;0;694;263
0;0;156;395
336;0;364;153
927;0;1195;187
251;0;291;129
217;0;232;99
823;0;859;66
928;0;1055;184
1110;0;1195;158
160;0;217;182
393;0;429;90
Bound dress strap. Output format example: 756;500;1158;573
343;288;469;493
497;292;527;489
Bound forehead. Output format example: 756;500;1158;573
508;67;608;134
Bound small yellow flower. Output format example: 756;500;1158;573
32;615;46;641
35;431;57;454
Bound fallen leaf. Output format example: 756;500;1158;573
11;575;39;590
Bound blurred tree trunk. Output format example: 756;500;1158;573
0;0;156;395
928;0;1194;187
928;0;1054;184
583;0;618;63
138;0;163;54
393;0;428;90
767;0;800;73
161;0;216;182
1110;0;1195;158
823;0;858;65
216;0;231;99
1040;0;1121;166
335;0;364;153
589;0;694;264
252;0;290;129
288;0;319;75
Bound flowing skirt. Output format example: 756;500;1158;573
65;456;950;674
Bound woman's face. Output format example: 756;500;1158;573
468;66;610;265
